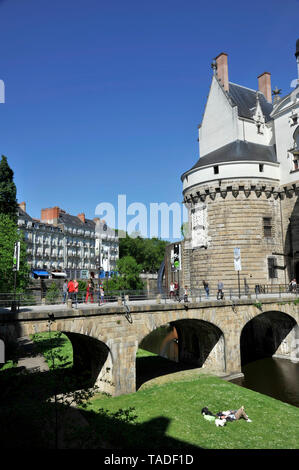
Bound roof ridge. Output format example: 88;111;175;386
229;81;258;93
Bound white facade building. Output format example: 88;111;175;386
180;39;299;289
18;203;119;278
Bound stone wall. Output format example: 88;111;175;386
1;298;298;395
181;179;299;291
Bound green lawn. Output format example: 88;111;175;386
86;374;299;449
23;336;299;449
31;331;73;369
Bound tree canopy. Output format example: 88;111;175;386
0;214;30;292
119;234;169;273
0;155;18;222
108;256;144;291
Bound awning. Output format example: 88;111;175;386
51;272;67;277
32;270;49;276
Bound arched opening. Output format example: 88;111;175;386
64;332;112;392
136;319;225;389
240;311;297;366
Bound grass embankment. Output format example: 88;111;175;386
31;331;73;369
2;334;298;449
86;370;299;449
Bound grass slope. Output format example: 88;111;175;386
28;336;299;449
87;374;299;450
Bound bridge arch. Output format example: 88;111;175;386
240;310;298;366
137;317;226;387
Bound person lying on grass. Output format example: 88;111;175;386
201;406;252;426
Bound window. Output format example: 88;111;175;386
293;156;299;171
213;165;219;174
263;217;272;238
259;164;264;172
268;257;277;279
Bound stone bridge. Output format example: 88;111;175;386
0;296;298;395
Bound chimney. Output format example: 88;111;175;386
215;53;229;92
77;213;85;223
19;201;26;212
258;72;272;103
41;206;60;223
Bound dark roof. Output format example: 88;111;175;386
228;82;273;122
18;207;33;221
183;140;277;176
58;212;95;230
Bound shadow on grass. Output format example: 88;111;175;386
136;355;197;390
0;394;202;450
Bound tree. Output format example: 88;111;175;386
0;214;30;292
0;155;18;222
108;256;144;291
119;234;169;273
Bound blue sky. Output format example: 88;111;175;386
0;0;298;239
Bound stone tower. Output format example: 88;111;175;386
181;41;299;292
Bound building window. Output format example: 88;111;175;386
268;257;277;279
214;165;219;174
263;217;272;238
293;155;299;171
259;164;264;172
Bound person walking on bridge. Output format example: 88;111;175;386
67;279;75;304
217;280;224;300
73;279;79;308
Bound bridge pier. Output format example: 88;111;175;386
110;339;138;396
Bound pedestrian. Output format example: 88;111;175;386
62;279;68;304
174;281;180;300
217;280;224;300
289;278;297;293
67;279;75;304
203;280;209;298
85;280;94;303
169;281;175;299
183;285;188;302
73;279;79;308
100;284;105;305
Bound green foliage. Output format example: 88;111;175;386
78;279;87;293
45;282;60;304
0;213;30;292
0;155;18;222
254;302;263;310
119;234;168;273
293;298;299;305
108;256;144;291
86;373;299;450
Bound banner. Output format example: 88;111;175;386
13;241;20;272
234;247;242;271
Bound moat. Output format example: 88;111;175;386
141;325;299;408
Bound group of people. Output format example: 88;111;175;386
62;278;105;307
201;406;252;427
202;280;224;300
169;282;189;302
169;280;225;301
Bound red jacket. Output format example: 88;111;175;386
68;281;75;293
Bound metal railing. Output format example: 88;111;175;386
0;284;298;311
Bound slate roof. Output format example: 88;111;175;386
183;140;277;177
18;207;33;221
58;212;95;230
228;82;273;122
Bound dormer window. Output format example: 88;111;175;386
289;111;298;126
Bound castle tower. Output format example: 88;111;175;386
181;41;299;291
